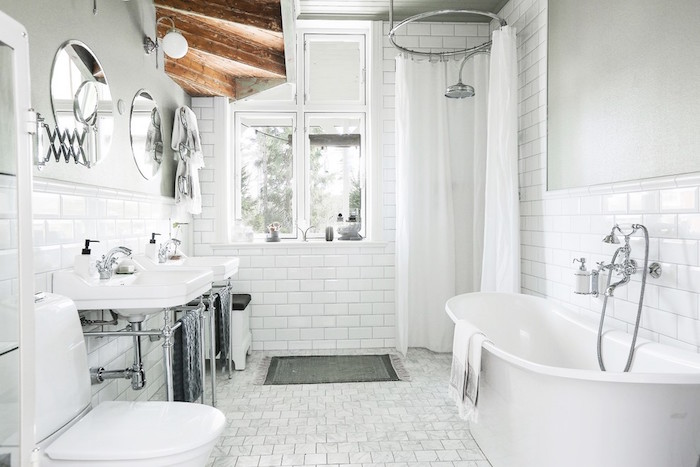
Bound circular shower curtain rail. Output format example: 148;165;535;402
388;0;507;58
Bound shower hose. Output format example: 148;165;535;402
596;225;650;372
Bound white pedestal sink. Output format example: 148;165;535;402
53;269;214;322
132;254;239;282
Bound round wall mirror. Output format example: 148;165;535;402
50;40;113;165
129;89;163;179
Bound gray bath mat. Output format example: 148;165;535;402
261;354;407;385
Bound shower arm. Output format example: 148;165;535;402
455;48;492;84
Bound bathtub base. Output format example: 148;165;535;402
473;351;700;467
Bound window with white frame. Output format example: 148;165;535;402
232;23;370;240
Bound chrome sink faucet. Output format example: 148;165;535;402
158;238;181;263
96;246;132;280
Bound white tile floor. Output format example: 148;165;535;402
206;348;491;467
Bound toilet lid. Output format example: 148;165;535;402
45;401;225;461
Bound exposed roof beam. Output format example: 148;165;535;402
155;0;282;33
187;48;283;79
164;55;238;97
156;12;286;78
169;75;220;97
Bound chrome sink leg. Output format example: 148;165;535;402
161;308;174;401
207;294;217;406
198;303;206;405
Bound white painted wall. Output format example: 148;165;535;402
0;0;188;196
502;0;700;352
0;0;192;406
191;23;490;351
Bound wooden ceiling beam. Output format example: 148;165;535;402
155;7;283;50
155;0;282;34
156;13;286;78
169;75;219;97
187;48;283;79
165;55;238;98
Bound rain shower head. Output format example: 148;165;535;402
445;81;475;99
444;47;491;99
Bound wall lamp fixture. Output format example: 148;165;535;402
144;17;188;68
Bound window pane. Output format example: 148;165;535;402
308;116;363;233
238;116;295;235
306;35;364;104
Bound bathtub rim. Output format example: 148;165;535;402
446;292;700;385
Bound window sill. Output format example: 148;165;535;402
210;240;387;250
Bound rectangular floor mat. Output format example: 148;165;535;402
263;354;401;385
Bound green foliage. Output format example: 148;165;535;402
240;126;294;233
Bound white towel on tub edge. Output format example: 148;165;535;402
449;319;489;423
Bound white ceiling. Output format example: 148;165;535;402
296;0;510;21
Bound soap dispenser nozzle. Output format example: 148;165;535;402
149;232;161;244
82;239;99;254
573;257;586;271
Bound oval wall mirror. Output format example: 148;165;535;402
50;40;113;166
129;89;163;179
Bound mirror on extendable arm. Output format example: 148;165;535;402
129;89;163;180
43;40;114;168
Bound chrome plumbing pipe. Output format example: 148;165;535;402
83;323;182;338
86;322;185;389
130;321;146;390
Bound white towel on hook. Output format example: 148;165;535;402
172;106;204;215
448;319;490;423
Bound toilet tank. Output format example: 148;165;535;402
34;293;92;443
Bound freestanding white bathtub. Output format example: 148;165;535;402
446;292;700;467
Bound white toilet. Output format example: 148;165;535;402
34;293;226;466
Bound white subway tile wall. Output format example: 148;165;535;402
29;178;183;403
506;0;700;352
190;26;490;352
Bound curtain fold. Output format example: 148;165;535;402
481;25;521;294
396;55;489;354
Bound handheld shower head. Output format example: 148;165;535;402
602;232;620;244
602;225;621;244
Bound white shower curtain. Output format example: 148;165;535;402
396;54;490;354
481;26;520;293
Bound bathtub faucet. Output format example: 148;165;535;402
598;241;637;297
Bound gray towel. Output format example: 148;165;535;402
215;291;231;362
173;311;202;402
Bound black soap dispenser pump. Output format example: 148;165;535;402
145;232;160;261
75;239;99;279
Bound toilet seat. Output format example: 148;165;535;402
45;401;225;464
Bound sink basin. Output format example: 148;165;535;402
52;269;213;322
133;255;239;282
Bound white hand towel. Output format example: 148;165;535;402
448;319;490;422
171;106;204;215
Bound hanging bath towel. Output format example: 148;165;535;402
172;106;205;214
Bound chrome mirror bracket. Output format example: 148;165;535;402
32;111;93;169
